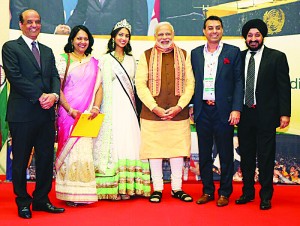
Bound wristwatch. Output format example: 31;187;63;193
52;93;59;103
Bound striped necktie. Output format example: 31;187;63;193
245;51;256;107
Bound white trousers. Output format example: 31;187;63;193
149;157;183;191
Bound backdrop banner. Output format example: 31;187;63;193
1;0;300;185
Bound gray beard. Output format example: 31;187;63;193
246;40;264;51
157;41;173;49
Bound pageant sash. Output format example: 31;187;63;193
110;53;137;116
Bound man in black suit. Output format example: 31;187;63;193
190;15;243;207
2;9;64;219
235;19;291;210
10;0;70;34
66;0;148;35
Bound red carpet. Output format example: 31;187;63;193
0;180;299;226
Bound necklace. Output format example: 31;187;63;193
114;52;125;63
71;52;86;63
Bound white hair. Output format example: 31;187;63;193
154;22;174;35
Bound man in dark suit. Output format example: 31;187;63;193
66;0;148;35
2;9;64;219
190;15;243;207
10;0;70;34
235;19;291;210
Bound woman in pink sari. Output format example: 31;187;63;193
55;25;102;206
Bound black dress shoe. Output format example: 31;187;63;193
18;206;32;219
235;195;254;204
260;200;271;210
32;202;65;213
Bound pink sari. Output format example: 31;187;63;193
55;57;99;171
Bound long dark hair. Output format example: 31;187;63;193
106;27;132;56
64;25;94;55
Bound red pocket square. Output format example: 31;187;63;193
223;58;230;64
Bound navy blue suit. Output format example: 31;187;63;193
191;43;243;197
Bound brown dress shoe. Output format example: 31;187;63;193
217;195;229;207
196;194;214;204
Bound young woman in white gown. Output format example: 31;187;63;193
93;19;150;200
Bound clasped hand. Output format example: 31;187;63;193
39;93;55;109
153;105;182;120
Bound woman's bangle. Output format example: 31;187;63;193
92;106;100;112
67;107;73;115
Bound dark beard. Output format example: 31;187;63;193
246;40;264;51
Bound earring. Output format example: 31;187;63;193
112;39;115;49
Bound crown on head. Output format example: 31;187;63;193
113;19;132;33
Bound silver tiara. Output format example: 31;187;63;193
113;19;132;32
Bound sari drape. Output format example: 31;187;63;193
55;55;100;203
56;56;99;170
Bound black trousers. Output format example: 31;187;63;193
238;106;276;200
9;117;55;208
196;104;234;198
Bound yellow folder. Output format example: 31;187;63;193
70;113;105;137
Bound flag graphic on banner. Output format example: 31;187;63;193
147;0;160;36
0;65;9;149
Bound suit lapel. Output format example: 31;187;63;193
17;37;41;70
241;50;247;84
216;44;228;81
197;46;205;81
38;43;46;74
241;50;247;66
256;47;269;88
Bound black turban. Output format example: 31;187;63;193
242;19;268;39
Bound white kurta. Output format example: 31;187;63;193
135;51;195;159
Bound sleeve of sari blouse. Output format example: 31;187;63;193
97;57;104;85
135;52;158;111
56;54;67;79
94;65;102;90
177;53;195;109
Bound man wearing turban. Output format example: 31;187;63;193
236;19;291;210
